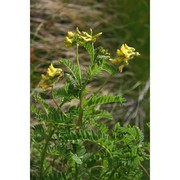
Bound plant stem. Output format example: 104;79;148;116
78;91;84;126
76;44;81;85
39;127;55;180
75;163;79;180
139;163;150;178
94;73;113;96
75;43;84;126
90;42;94;65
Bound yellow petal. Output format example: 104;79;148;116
65;36;72;44
41;74;49;80
81;36;91;42
76;27;81;34
116;49;123;56
118;65;124;73
47;64;62;77
109;58;122;64
136;52;140;56
120;44;129;57
93;32;102;38
67;31;74;38
124;44;135;51
39;81;49;90
82;31;92;38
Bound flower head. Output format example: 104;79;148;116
64;36;73;48
116;44;140;64
64;27;102;48
47;64;63;77
41;74;49;80
39;81;51;90
109;44;140;72
67;31;74;38
39;64;63;90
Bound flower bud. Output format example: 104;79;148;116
67;31;74;38
76;27;81;34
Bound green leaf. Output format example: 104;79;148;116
52;83;69;99
72;153;82;164
102;61;118;74
83;42;94;61
93;110;113;120
30;104;39;115
60;58;80;85
34;94;49;114
52;83;76;102
84;109;113;122
86;64;102;78
85;95;124;107
47;107;67;122
65;73;78;88
94;46;110;65
32;105;67;123
65;73;81;98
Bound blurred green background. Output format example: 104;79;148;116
31;0;150;178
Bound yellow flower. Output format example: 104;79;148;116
76;27;102;43
118;65;125;73
41;74;49;80
81;36;92;42
64;27;103;47
76;27;81;34
39;64;63;90
67;31;74;38
109;57;123;64
82;31;92;38
39;81;50;90
64;36;73;48
64;31;75;47
93;32;102;38
47;64;63;77
109;44;140;73
65;36;72;44
118;44;140;62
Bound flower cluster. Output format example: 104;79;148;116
109;44;140;72
39;64;63;90
64;27;102;48
64;31;75;48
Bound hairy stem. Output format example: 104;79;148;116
39;127;55;180
76;44;81;85
75;43;84;126
90;42;94;65
78;91;84;126
139;163;150;178
75;163;79;180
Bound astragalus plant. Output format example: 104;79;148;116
31;27;149;180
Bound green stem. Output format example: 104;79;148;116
76;44;81;85
94;73;113;96
75;163;79;180
90;42;94;65
44;156;57;175
82;42;95;90
75;43;84;126
78;91;84;126
139;163;150;178
39;127;55;180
